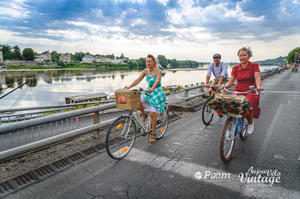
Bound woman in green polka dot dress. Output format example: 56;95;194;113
125;54;166;144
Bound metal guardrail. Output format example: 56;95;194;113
0;100;115;124
181;70;278;99
0;100;115;113
0;103;116;161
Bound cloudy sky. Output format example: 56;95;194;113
1;0;300;62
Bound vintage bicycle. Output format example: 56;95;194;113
219;86;259;162
105;91;169;160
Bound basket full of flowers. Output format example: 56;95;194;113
208;94;252;118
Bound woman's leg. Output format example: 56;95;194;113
246;113;253;125
149;112;157;143
140;102;146;119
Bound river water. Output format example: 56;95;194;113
0;66;271;109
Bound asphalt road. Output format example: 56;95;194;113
4;70;300;199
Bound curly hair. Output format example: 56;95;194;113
237;47;253;57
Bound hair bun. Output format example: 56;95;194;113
247;46;253;57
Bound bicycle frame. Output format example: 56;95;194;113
227;117;245;140
126;103;169;135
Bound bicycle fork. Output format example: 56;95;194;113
227;118;243;140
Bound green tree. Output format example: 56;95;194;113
287;47;300;63
120;53;125;59
22;48;34;61
72;52;85;62
12;45;22;60
51;51;59;63
157;55;168;69
137;57;146;70
168;59;179;68
128;60;137;69
0;45;13;60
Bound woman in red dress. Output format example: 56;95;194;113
225;47;263;134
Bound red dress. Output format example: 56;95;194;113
231;61;261;118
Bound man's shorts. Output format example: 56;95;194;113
211;78;228;87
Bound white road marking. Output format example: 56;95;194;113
256;104;283;163
127;148;300;199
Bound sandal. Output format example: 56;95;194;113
148;134;156;144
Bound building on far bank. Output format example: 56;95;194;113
82;55;95;63
35;51;51;63
95;56;105;63
59;53;71;63
0;51;3;63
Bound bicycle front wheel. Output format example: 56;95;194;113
105;116;136;160
220;118;236;162
156;109;169;139
202;96;214;126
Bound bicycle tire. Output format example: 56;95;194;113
202;96;214;126
239;117;248;140
220;118;236;162
105;115;136;160
155;109;169;139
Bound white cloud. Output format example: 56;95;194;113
167;0;264;26
0;0;30;18
156;0;169;6
293;0;300;4
67;21;127;34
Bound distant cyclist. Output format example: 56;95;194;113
205;53;228;95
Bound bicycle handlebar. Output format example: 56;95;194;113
221;85;259;95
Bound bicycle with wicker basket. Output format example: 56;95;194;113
105;89;169;160
208;85;258;162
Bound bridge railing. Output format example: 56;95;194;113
0;103;116;161
0;100;115;125
181;70;278;99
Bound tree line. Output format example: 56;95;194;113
0;44;200;69
0;45;34;61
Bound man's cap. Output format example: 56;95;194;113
213;53;221;58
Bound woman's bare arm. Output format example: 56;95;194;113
126;70;146;89
254;72;263;91
225;75;235;88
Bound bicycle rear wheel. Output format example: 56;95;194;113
155;108;169;139
105;116;136;160
220;118;236;162
202;96;214;126
239;117;248;140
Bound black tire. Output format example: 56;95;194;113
202;96;214;126
220;118;236;162
155;109;169;139
105;116;136;160
239;117;248;140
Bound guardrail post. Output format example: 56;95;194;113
199;82;204;93
184;88;189;98
93;111;100;139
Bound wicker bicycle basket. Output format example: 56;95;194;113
115;89;141;110
211;94;248;117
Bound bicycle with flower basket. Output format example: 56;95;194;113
208;85;258;162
